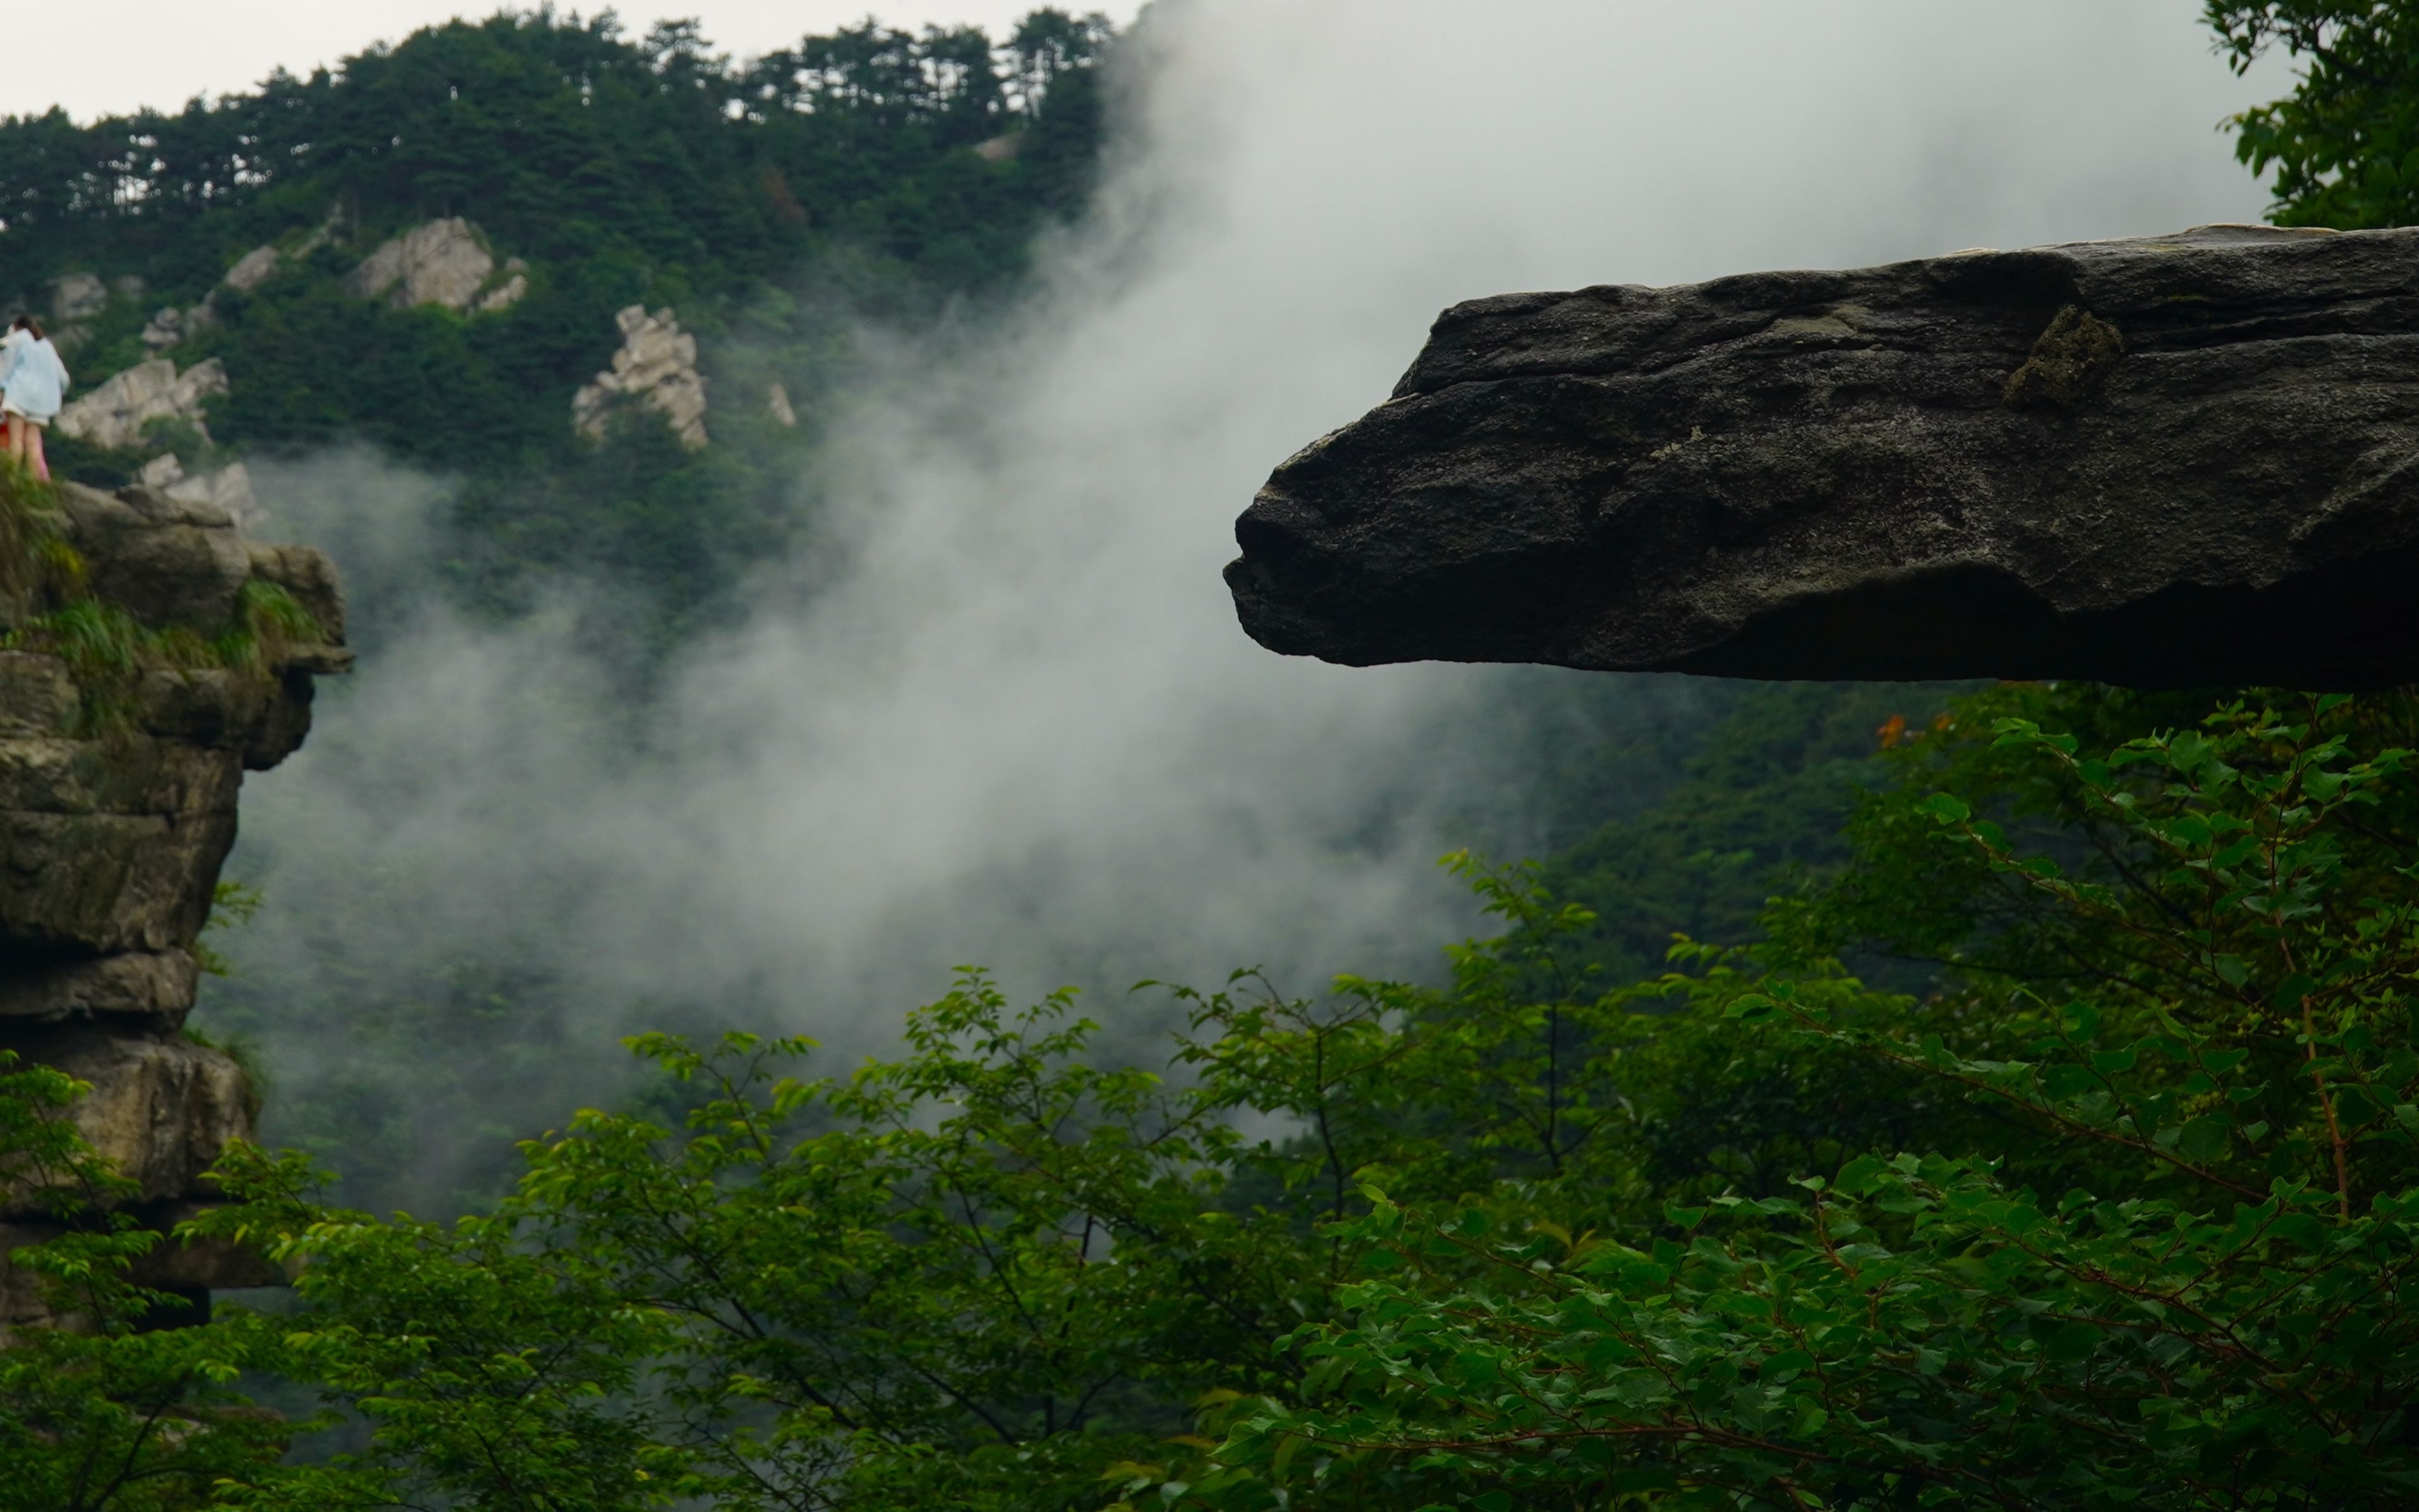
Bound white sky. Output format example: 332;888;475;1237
9;1;1145;123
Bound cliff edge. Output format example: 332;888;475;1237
1;478;348;1336
1227;224;2419;689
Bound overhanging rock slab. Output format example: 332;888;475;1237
1225;224;2419;689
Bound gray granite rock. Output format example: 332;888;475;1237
55;356;227;452
575;305;709;449
1226;224;2419;688
346;217;507;312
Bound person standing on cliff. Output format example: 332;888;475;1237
0;313;70;481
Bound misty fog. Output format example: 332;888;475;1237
202;0;2283;1201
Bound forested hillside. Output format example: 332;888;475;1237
8;1;2419;1509
0;8;1110;647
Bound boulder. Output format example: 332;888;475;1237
346;217;504;312
138;454;265;531
0;953;200;1021
170;461;263;530
55;357;227;452
1225;224;2419;689
574;305;709;449
246;540;347;646
0;773;240;957
140;306;188;352
53;481;252;628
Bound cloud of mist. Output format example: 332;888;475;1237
207;0;2284;1192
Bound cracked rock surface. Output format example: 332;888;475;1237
1226;224;2419;688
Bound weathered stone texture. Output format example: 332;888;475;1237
1;480;347;1333
2;482;346;1015
142;454;265;531
1;1028;254;1207
346;217;522;313
575;305;709;449
0;953;199;1020
55;356;228;452
1226;224;2419;689
54;483;252;628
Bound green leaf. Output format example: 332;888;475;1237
2177;1115;2232;1164
1920;792;1972;824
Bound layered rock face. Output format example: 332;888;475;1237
575;305;709;449
1;481;348;1338
1227;224;2419;689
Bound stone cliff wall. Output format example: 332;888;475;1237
1;479;348;1340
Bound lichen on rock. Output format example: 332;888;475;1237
2002;303;2125;413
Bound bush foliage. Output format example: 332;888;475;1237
9;682;2419;1508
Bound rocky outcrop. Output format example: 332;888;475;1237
478;259;531;315
574;305;708;449
140;306;191;353
49;274;106;322
56;358;228;452
1226;223;2419;689
140;454;263;531
345;217;526;314
4;1196;282;1338
1;481;348;1336
224;246;282;294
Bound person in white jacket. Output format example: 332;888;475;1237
0;314;71;480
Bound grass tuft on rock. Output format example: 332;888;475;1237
0;463;327;736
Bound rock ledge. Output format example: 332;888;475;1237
1227;224;2419;688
